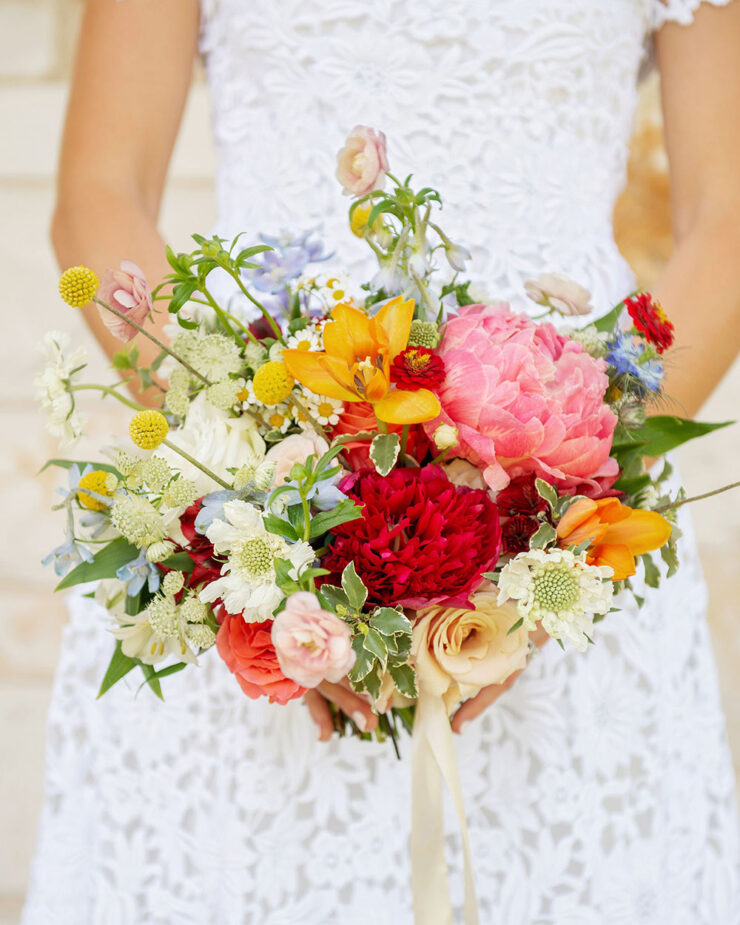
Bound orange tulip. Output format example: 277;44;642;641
556;496;672;581
282;297;441;425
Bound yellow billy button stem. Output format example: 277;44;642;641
58;266;99;308
128;410;232;490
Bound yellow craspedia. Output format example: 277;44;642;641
59;266;99;307
129;410;169;450
252;361;294;406
77;469;114;511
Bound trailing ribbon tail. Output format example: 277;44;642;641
411;692;480;925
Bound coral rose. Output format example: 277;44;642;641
97;260;153;342
216;611;306;704
411;589;530;713
336;125;389;197
425;304;618;494
271;592;355;688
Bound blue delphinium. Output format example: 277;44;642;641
43;532;94;577
247;229;332;295
116;551;161;596
606;333;664;393
194;489;242;534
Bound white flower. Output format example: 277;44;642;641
199;500;314;620
171;330;244;382
206;377;245;412
158;392;266;494
34;331;88;445
432;424;459;451
110;494;168;548
285;322;325;354
444;242;472;273
524;273;592;317
111;596;198;666
497;547;613;651
566;324;609;359
294;387;344;427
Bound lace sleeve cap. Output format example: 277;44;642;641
650;0;735;29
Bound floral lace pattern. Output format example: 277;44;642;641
23;1;740;922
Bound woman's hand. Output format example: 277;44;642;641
304;679;380;742
451;624;550;734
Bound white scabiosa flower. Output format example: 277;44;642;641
497;548;613;651
199;500;314;621
34;331;88;445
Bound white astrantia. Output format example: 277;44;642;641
497;547;613;652
171;330;244;382
199;500;314;621
34;331;88;445
110;494;168;548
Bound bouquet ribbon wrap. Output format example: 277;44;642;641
411;691;479;924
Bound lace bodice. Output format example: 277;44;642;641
199;0;723;317
22;2;740;924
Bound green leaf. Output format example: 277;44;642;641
137;661;187;693
389;663;418;698
309;499;363;539
139;664;164;700
592;302;624;333
627;415;733;458
273;557;300;595
363;627;388;670
56;537;139;591
341;561;368;612
169;280;199;314
318;584;350;613
613;472;652;496
641;553;661;589
262;514;299;542
287;503;306;538
369;432;401;476
160;552;194;573
369;607;412;637
506;616;524;636
97;641;138;698
40;458;119;477
660;541;679;578
530;522;557;549
535;478;558;510
348;635;375;682
363;667;382;700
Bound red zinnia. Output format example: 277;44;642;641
390;346;445;391
322;466;502;609
216;610;306;704
625;292;674;353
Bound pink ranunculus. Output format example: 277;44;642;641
97;260;153;342
271;592;356;688
424;304;618;494
336;126;389;197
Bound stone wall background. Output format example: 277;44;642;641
0;3;737;922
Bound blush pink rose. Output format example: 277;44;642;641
425;304;618;494
265;431;330;487
271;592;356;688
97;260;153;342
336;125;389;197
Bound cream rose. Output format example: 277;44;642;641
265;431;330;487
410;589;530;713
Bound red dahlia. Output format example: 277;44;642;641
390;346;445;391
625;292;674;353
322;466;502;609
495;474;549;518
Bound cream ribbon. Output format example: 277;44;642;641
411;692;480;925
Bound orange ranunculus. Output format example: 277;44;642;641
556;496;672;581
282;297;441;425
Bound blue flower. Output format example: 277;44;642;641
194;489;241;533
116;551;161;596
247;230;332;295
606;333;664;392
42;534;94;577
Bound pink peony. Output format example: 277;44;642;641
271;592;355;688
97;260;153;342
424;304;618;494
336;126;389;197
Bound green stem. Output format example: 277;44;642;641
373;411;388;435
399;424;410;458
300;493;311;543
288;394;329;443
429;447;450;466
408;268;436;322
221;308;262;347
161;437;232;490
73;382;145;411
197;285;243;347
654;480;740;514
93;297;211;385
225;269;286;344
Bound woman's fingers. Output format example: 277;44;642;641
304;689;334;741
317;680;379;733
451;668;523;734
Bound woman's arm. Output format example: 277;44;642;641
52;0;200;391
652;1;740;418
451;2;740;732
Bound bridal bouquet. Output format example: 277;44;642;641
39;126;731;735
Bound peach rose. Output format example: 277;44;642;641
265;431;330;487
271;592;355;688
97;260;153;342
336;125;389;197
411;589;530;713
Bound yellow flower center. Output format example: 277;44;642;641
129;410;169;450
296;340;311;351
77;469;114;511
318;401;335;418
403;348;432;372
268;412;286;429
252;361;294;406
58;266;99;308
654;300;669;325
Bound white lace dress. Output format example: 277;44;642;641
23;1;740;923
